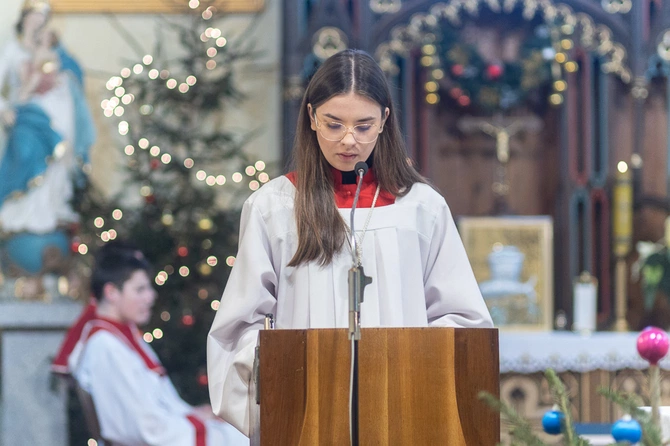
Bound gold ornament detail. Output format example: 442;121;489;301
369;0;402;14
658;30;670;62
483;0;501;13
601;0;632;14
522;0;540;20
631;76;649;101
312;27;348;61
284;75;305;101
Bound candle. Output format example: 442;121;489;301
573;271;597;335
613;161;633;257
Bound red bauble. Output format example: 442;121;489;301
197;373;208;386
486;64;504;80
177;246;189;257
637;326;669;365
150;159;160;170
182;314;194;326
70;240;81;253
451;64;464;77
458;95;471;107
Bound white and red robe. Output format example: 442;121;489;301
207;169;494;435
54;302;248;446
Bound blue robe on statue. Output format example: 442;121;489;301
58;44;95;165
0;44;95;208
0;104;63;205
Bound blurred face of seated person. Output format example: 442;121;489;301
308;92;388;172
96;267;156;326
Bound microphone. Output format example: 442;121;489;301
348;161;372;341
348;161;372;446
349;162;367;264
354;161;368;177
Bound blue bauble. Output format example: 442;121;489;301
542;410;565;435
4;231;69;274
611;416;642;443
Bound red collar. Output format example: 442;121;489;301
52;300;166;376
285;168;395;208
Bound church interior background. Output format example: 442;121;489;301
3;0;670;443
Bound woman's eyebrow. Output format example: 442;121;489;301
322;113;376;123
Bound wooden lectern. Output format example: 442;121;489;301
250;327;499;445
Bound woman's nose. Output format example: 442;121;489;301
341;129;357;144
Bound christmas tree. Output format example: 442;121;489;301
72;1;271;411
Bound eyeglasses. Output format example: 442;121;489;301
313;115;383;144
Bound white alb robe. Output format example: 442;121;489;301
207;176;493;436
73;329;248;446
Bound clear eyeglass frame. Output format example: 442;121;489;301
314;114;382;144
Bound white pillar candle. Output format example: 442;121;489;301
573;272;597;335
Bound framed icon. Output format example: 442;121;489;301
458;216;554;330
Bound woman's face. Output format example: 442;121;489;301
308;92;389;172
21;11;47;40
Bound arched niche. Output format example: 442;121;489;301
370;0;632;218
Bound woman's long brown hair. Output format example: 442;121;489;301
288;49;427;267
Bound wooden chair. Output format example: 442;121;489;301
65;375;115;446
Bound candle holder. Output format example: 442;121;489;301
613;162;632;332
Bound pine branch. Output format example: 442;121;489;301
597;387;663;446
544;369;588;445
479;391;546;446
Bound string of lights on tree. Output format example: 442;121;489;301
375;0;632;112
72;0;269;401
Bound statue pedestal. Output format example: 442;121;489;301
0;300;82;446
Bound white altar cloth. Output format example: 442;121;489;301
499;331;668;374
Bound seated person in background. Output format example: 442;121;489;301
52;241;248;446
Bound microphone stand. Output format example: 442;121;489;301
348;162;372;446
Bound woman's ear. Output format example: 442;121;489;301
381;107;390;130
307;103;316;131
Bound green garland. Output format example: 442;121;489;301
422;6;576;112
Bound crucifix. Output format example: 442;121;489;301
457;113;543;214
